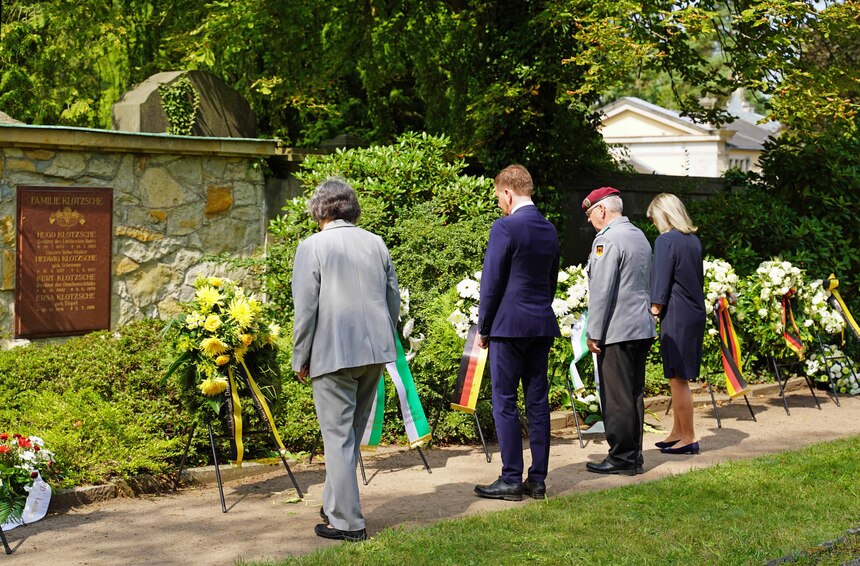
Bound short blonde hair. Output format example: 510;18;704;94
647;193;698;234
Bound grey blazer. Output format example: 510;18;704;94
586;216;656;345
291;220;400;378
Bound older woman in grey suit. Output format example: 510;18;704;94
292;179;400;542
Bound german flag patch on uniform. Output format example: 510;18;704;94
595;244;604;257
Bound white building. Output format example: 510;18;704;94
597;94;780;177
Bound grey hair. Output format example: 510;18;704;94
308;178;361;223
601;195;624;214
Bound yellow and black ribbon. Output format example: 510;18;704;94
824;274;860;340
226;366;244;466
781;289;805;359
241;360;287;454
714;298;750;398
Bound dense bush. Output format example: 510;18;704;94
0;320;184;487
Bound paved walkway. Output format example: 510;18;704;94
4;380;860;565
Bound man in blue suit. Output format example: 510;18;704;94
474;164;561;501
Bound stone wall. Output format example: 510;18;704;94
0;124;306;340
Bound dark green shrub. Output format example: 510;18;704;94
0;320;186;487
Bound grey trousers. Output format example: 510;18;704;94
311;363;384;531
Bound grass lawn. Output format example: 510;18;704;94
256;435;860;565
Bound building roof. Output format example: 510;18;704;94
599;96;780;150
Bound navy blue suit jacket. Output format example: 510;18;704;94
478;205;561;339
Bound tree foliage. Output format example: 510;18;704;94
562;0;859;135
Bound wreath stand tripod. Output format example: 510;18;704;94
173;421;303;513
664;374;756;428
308;428;432;486
1;527;11;555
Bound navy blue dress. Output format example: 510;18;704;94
651;230;706;381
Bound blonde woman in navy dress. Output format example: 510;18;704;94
647;193;706;455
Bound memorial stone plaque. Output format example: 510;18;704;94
15;186;113;338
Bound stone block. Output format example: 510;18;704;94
126;263;178;306
43;152;87;178
115;225;164;242
0;216;14;247
166;204;204;236
140;167;187;208
115;257;140;276
112;70;257;138
233;181;260;207
164;157;202;187
6;158;36;173
50;484;117;512
205;186;233;216
87;155;120;179
24;149;55;161
150;210;168;223
1;250;14;290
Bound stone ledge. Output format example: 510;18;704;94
49;459;294;513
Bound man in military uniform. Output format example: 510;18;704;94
583;187;656;475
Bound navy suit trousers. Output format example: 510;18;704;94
489;336;554;485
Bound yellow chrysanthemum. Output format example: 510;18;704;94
200;337;229;356
199;376;228;396
239;333;254;347
215;354;231;366
233;343;249;363
195;286;223;311
228;297;254;328
208;277;224;287
203;314;223;333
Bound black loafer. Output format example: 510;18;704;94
586;460;643;476
522;480;546;500
314;523;367;542
320;507;328;524
474;476;523;501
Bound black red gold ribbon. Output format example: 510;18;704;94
451;325;487;414
781;289;805;359
714;298;750;398
225;366;244;466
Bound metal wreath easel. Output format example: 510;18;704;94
308;425;432;487
173;421;304;514
1;526;11;555
664;373;756;428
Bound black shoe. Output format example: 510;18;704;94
474;477;523;501
320;507;328;524
655;439;679;449
661;441;699;455
314;523;368;542
522;480;546;500
586;460;643;476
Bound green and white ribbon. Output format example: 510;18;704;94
569;312;589;394
361;333;431;449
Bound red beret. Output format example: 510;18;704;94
582;187;621;211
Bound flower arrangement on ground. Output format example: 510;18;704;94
804;345;860;393
164;276;284;465
0;434;58;525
